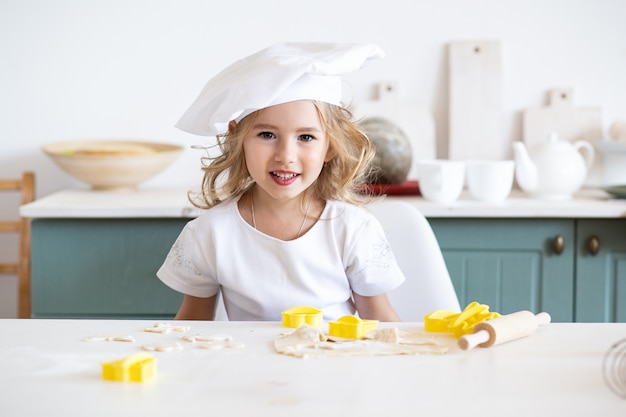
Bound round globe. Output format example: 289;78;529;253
359;117;412;184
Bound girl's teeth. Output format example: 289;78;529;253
272;172;297;180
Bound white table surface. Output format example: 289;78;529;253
18;187;626;218
1;319;624;416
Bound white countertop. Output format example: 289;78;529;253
20;187;201;219
399;189;626;218
20;187;626;218
0;319;624;416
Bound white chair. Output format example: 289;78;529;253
367;199;461;321
214;290;228;321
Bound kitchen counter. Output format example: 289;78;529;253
0;319;624;416
19;187;626;218
20;187;200;218
20;188;626;321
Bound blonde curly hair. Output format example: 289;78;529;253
189;101;377;209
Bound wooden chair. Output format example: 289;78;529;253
0;172;35;318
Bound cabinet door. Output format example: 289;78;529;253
576;219;626;322
429;219;575;322
31;218;187;318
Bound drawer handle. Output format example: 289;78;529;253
553;235;564;255
588;235;600;256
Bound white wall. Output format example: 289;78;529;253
1;0;625;317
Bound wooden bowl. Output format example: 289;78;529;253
43;139;184;190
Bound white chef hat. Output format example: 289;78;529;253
175;42;385;136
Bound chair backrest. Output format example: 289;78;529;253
214;291;228;321
367;199;460;321
0;172;35;318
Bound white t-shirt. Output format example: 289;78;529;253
157;197;405;321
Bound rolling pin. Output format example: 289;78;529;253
458;311;551;351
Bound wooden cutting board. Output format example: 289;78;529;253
352;81;435;180
448;40;504;160
523;88;603;186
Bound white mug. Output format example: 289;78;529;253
466;160;515;203
418;160;466;203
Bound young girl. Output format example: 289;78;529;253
157;42;405;322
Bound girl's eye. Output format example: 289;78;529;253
258;131;275;139
298;134;315;142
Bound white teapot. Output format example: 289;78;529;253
512;133;595;200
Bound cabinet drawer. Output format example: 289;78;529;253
31;218;187;318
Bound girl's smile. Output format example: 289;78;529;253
270;170;300;185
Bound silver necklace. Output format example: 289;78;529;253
250;194;312;238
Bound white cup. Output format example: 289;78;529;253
418;160;466;203
466;160;515;203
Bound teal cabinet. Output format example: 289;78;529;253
429;219;575;322
29;216;625;322
31;218;187;319
429;218;626;323
575;219;626;322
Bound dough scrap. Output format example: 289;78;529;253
197;340;245;350
144;323;190;334
274;324;327;354
197;342;224;350
141;342;184;352
369;327;400;344
182;333;244;350
82;335;135;343
182;333;233;343
274;325;448;359
224;341;245;349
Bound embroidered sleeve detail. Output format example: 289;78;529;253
168;238;202;276
362;240;394;271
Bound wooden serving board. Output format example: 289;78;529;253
352;81;435;180
523;88;603;186
448;40;504;160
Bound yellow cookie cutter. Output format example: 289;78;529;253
423;309;459;332
281;306;323;328
101;352;156;382
424;302;501;338
328;315;379;339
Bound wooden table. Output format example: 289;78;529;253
1;319;625;416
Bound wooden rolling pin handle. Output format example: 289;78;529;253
458;330;490;351
535;312;552;326
458;311;552;351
